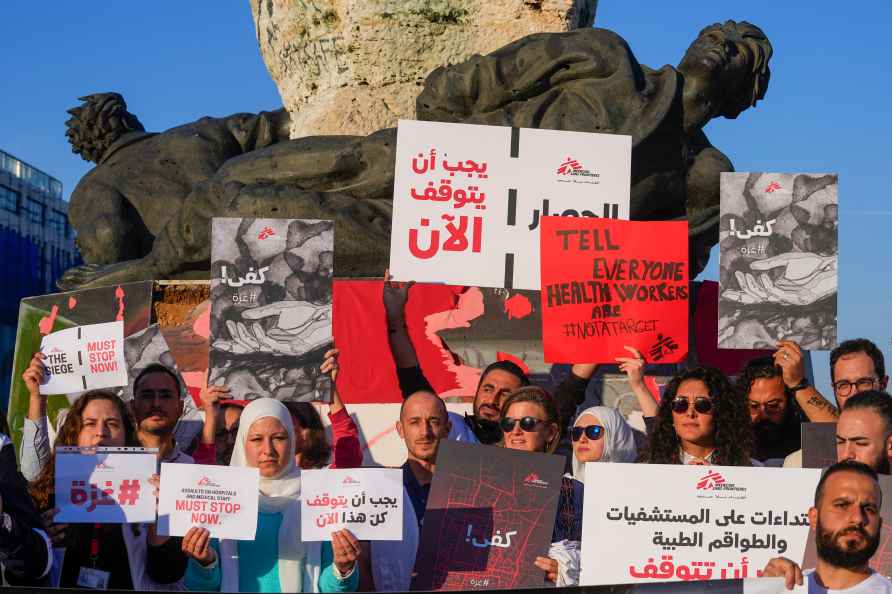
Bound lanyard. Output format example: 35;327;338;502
89;523;102;568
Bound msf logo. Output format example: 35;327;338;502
342;476;360;486
696;471;726;490
556;158;583;175
197;476;221;488
523;473;549;488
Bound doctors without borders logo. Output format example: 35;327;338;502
197;476;221;488
342;475;361;486
696;470;747;499
523;472;549;488
556;156;600;184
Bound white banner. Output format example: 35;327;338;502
300;468;403;541
39;321;128;394
580;463;821;585
389;120;631;290
54;447;158;523
157;463;259;540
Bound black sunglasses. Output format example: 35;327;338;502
500;416;545;433
571;424;605;442
670;396;713;415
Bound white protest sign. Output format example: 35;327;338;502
389;119;631;290
54;447;158;523
157;463;259;540
301;468;403;541
40;321;128;394
580;464;821;585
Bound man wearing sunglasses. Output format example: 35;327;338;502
737;344;838;466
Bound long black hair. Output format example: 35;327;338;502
642;367;753;466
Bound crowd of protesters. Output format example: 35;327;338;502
0;276;889;592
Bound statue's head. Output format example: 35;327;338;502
65;93;145;163
679;21;772;123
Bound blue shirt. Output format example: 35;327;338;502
402;462;431;530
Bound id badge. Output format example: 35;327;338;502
77;566;111;589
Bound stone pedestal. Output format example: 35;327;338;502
250;0;597;138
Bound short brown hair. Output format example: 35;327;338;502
500;386;561;453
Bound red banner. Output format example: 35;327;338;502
540;217;689;364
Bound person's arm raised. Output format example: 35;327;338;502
775;340;838;421
616;347;659;418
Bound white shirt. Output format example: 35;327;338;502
807;570;892;593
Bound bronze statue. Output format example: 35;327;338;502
60;21;772;290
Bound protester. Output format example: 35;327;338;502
762;460;892;592
831;339;889;410
737;346;838;466
21;354;198;477
130;363;194;463
369;391;447;592
642;367;755;465
283;349;362;470
570;405;638;482
27;390;187;589
383;272;593;445
198;383;244;465
499;386;581;586
834;391;892;474
0;414;51;585
181;398;359;592
784;339;889;468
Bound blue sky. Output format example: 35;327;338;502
2;1;889;398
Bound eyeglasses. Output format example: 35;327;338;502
499;416;545;433
670;396;714;415
748;400;784;414
833;378;879;397
571;425;605;442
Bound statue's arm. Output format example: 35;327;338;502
685;131;733;216
68;179;150;264
219;108;292;154
417;29;625;121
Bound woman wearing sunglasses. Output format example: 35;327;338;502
498;386;581;586
642;367;754;466
570;406;638;482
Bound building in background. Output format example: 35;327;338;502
0;149;79;408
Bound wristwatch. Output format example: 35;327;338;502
788;378;810;392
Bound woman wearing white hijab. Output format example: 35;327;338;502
570;405;638;481
182;398;359;592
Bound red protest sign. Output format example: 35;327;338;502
540;217;689;364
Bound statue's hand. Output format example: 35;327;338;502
722;253;836;306
56;263;105;291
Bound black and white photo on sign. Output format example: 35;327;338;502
209;217;333;402
718;173;838;350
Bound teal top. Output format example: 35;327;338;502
185;511;358;593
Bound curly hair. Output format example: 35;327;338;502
499;386;561;454
735;356;788;401
642;367;754;466
65;92;145;163
283;401;331;469
28;391;138;511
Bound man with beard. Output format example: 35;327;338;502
837;391;892;474
131;364;194;464
383;274;593;445
763;460;892;592
738;344;838;465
